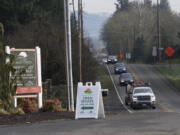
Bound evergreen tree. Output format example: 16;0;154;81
116;0;130;11
160;0;170;10
144;0;152;8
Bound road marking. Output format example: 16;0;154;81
127;65;139;81
127;64;174;113
106;65;133;114
157;102;174;113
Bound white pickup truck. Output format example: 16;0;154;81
130;86;156;109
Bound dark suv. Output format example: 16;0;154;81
119;73;134;86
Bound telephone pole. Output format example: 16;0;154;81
78;0;82;82
157;0;162;62
64;0;74;112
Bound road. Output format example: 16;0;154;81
1;64;180;135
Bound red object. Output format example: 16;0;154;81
164;46;175;57
120;54;124;59
16;86;41;94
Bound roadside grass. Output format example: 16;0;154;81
161;58;180;64
156;66;180;90
95;65;114;91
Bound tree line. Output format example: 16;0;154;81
102;0;180;62
0;0;97;86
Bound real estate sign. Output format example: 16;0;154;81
75;82;105;119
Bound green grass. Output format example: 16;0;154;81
161;58;180;64
156;66;180;90
95;65;114;92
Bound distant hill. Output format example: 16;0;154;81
83;12;111;49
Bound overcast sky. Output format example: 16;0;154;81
74;0;180;14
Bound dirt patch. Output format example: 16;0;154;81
0;112;75;125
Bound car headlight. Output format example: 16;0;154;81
130;80;134;82
123;68;126;71
114;59;117;61
151;95;156;101
121;80;124;82
116;68;118;71
133;96;137;101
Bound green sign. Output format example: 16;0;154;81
11;50;37;86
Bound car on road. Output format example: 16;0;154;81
129;86;156;109
102;58;108;64
107;55;117;64
114;62;125;69
114;64;127;74
119;73;134;86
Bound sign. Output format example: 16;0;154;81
152;46;157;57
75;82;105;119
119;54;124;59
6;46;43;109
126;53;131;59
16;86;41;94
10;49;37;86
164;46;175;57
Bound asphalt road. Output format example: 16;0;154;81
1;64;180;135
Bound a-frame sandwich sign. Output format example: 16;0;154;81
75;82;105;119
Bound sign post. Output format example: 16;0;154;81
164;46;175;68
75;82;105;119
152;46;157;64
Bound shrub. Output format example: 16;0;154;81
19;99;38;113
42;99;62;112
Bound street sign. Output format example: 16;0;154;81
75;82;105;119
120;54;124;59
126;53;131;59
152;46;157;56
164;46;175;57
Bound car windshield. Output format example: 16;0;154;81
115;63;124;67
109;56;116;59
121;73;131;78
134;88;153;94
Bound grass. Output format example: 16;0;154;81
156;66;180;90
95;65;114;92
161;58;180;64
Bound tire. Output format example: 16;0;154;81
125;98;128;106
131;103;135;109
152;106;156;109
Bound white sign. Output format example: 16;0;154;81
75;82;105;119
126;53;131;59
152;46;157;56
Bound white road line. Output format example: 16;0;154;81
106;65;133;114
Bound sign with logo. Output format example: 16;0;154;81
10;49;37;86
6;46;43;109
75;82;105;119
164;46;175;57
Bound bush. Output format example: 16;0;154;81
42;99;62;112
19;99;38;113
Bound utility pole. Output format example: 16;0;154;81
64;0;74;112
78;0;82;82
157;0;161;62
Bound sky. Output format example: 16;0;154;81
74;0;180;14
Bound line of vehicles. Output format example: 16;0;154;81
103;55;156;110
